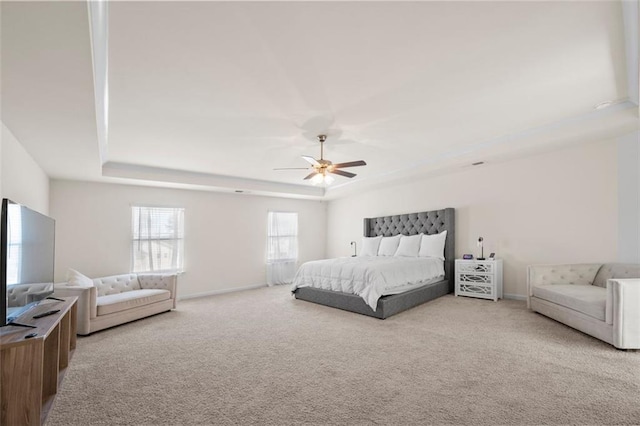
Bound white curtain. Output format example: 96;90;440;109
266;212;298;286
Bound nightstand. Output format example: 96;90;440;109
455;259;503;301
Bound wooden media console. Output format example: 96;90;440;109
0;297;78;425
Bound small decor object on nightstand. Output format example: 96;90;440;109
463;254;473;260
489;252;495;259
477;237;485;260
455;258;503;301
350;241;357;257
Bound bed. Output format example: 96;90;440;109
292;208;455;319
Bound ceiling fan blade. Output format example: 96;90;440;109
332;160;367;168
330;169;356;178
302;155;320;166
273;167;310;171
303;171;319;180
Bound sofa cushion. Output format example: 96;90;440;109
94;274;141;297
592;263;640;288
97;289;170;316
532;284;606;321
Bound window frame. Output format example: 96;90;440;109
130;205;185;274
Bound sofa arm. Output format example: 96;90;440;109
138;274;178;309
527;263;602;308
606;279;640;349
54;284;97;335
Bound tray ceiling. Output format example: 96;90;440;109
1;1;638;199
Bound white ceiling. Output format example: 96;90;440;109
1;1;638;200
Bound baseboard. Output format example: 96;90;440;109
178;283;267;300
503;293;527;301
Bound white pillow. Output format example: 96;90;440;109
419;230;448;260
66;268;94;287
394;234;422;257
378;235;402;256
360;236;382;256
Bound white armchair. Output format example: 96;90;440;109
527;263;640;349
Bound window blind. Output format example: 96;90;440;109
131;206;185;273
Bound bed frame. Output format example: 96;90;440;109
293;208;455;319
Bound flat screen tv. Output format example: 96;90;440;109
1;198;55;326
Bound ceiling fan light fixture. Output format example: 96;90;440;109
275;133;366;184
310;173;324;185
310;171;334;186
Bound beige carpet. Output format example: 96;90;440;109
46;286;640;425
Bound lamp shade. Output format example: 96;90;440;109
310;172;334;186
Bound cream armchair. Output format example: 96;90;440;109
527;263;640;349
54;272;178;335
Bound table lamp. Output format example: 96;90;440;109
477;237;485;260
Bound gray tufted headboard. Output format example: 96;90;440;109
363;208;455;285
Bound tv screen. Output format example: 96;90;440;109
1;198;55;326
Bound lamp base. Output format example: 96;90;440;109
477;257;486;260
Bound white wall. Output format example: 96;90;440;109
1;122;50;214
327;140;619;298
49;180;327;298
617;131;640;263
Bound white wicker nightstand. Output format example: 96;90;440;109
455;259;503;301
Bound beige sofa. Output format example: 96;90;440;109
528;263;640;349
54;272;178;335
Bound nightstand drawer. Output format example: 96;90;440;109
454;259;503;301
457;282;495;298
458;273;495;285
457;262;494;274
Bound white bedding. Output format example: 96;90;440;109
291;256;445;310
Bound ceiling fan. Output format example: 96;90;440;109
274;134;367;185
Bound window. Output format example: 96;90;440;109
131;206;184;273
266;211;298;286
266;211;298;263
